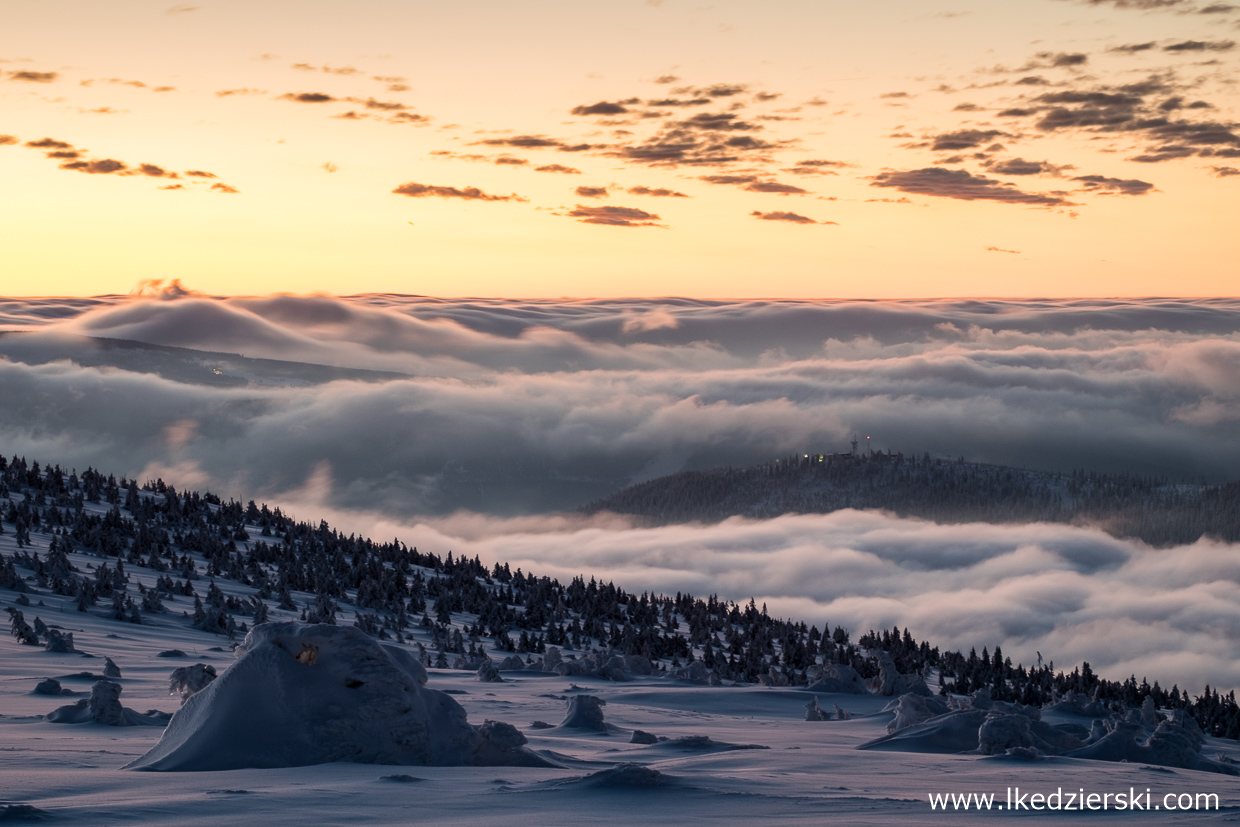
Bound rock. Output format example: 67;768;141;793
630;729;659;744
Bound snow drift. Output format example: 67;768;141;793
126;622;555;771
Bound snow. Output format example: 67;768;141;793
127;623;552;771
5;521;1240;823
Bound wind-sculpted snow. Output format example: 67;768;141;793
128;623;554;771
0;293;1237;518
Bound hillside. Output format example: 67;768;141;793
581;451;1240;547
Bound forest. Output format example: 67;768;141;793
4;453;1240;741
582;449;1240;547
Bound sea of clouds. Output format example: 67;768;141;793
1;287;1238;690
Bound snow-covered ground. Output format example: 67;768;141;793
5;520;1240;825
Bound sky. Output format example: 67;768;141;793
2;0;1239;298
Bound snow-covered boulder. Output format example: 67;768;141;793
805;663;867;694
126;622;554;771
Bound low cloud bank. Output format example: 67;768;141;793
228;492;1240;696
0;294;1237;515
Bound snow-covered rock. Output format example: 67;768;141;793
126;622;554;771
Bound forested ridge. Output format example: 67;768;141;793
581;450;1240;547
4;452;1240;741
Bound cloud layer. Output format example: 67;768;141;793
388;510;1240;696
0;292;1237;519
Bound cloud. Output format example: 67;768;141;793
783;159;849;175
0;135;17;145
565;204;664;226
929;129;1012;151
60;158;127;174
986;245;1021;253
1211;165;1240;176
744;181;809;194
1057;0;1188;8
279;92;337;103
210;183;240;193
984;157;1069;175
627;186;688;197
1071;174;1155;195
166;4;199;13
646;97;712;107
1110;42;1158;53
24;137;73;150
870;167;1073;206
571;100;634;116
993;76;1240;164
390;512;1240;696
575;186;609;198
476;135;574;149
6;70;57;83
184;170;217;178
534;164;581;174
1163;39;1236;51
621;307;680;333
494;155;527;165
391;182;527;201
750;210;834;225
215;88;267;97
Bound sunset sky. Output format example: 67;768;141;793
2;0;1238;298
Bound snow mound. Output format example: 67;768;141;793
805;663;867;694
862;695;1088;757
648;735;769;752
32;678;73;696
884;693;950;733
1065;712;1238;775
126;622;555;771
554;652;653;682
571;763;670;788
559;694;608;731
630;729;659;744
46;680;171;727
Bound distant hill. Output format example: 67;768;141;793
580;451;1240;547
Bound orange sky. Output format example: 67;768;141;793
1;0;1238;298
